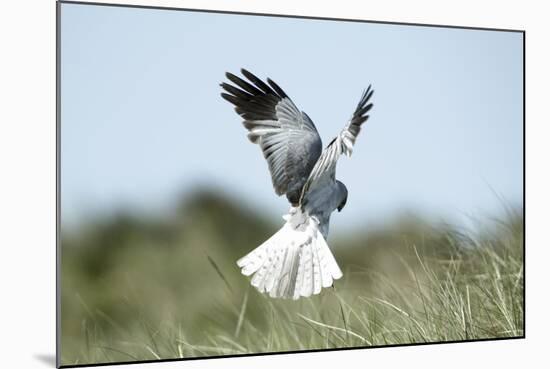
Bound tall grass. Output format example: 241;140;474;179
60;193;523;366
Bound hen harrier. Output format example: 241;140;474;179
221;69;373;300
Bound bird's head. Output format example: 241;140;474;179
336;180;348;212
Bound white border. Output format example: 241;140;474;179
1;1;548;368
57;0;528;30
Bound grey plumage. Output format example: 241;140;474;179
300;85;373;200
222;69;374;299
220;70;322;205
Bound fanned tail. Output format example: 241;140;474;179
236;209;342;300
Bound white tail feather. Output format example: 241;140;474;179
236;209;342;300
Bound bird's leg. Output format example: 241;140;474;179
283;206;298;222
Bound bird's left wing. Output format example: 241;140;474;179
300;86;374;200
221;69;323;205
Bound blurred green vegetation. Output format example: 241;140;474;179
60;190;524;366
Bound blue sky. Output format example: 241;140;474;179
60;4;523;231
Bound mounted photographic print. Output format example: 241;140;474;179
57;1;524;367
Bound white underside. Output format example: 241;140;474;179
236;208;343;300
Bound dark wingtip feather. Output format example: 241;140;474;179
220;92;241;107
267;78;288;98
365;89;374;104
349;86;374;127
221;82;252;100
220;82;235;94
356;102;373;117
225;71;238;80
350;115;368;127
241;69;275;95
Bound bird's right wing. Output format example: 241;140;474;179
300;86;374;200
221;69;323;205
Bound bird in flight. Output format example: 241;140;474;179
221;69;373;300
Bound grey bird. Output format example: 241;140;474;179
221;69;373;300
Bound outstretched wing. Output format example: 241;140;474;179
221;69;323;205
300;86;374;200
